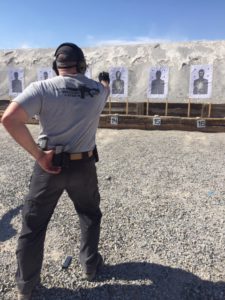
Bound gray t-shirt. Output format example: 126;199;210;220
13;74;109;152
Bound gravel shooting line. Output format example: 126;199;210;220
0;124;225;300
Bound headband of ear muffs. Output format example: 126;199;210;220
52;42;87;75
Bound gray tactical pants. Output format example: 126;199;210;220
16;157;102;293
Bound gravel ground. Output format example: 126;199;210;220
1;124;225;300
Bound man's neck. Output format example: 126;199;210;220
58;67;78;76
60;73;79;77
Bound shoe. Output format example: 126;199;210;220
17;291;32;300
85;254;104;281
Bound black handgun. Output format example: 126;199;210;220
52;145;64;167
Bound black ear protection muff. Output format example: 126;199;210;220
52;58;59;75
52;42;87;75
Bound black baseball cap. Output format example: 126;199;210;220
55;43;85;68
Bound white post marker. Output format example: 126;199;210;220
110;115;119;125
196;118;206;128
153;115;161;126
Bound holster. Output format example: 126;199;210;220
93;146;99;162
52;152;70;167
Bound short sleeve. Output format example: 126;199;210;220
12;82;43;118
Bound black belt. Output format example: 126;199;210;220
53;151;94;167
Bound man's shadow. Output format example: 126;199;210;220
35;262;225;300
0;205;23;242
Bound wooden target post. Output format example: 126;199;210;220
208;102;212;118
109;97;112;114
146;98;149;116
201;103;205;118
9;96;13;102
165;98;168;116
200;102;209;118
187;99;191;117
126;98;129;115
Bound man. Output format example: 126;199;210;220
2;42;110;300
151;70;165;94
112;70;124;94
12;71;23;93
193;69;208;94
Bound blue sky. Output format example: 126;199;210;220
0;0;224;49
